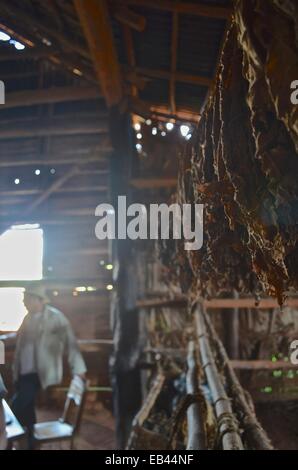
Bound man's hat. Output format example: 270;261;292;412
24;282;49;303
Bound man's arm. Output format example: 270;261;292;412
62;318;87;378
0;332;17;348
0;401;7;450
0;375;7;450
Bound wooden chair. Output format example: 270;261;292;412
33;376;88;449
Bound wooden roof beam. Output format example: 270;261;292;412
3;86;102;109
0;186;108;198
131;99;200;123
76;169;108;175
0;46;52;62
0;207;104;219
0;279;109;289
0;118;108;139
21;166;81;217
114;5;146;31
74;0;123;107
0;45;96;83
0;156;109;168
123;23;138;98
130;178;177;189
125;65;213;87
0;4;90;60
170;11;178;114
1;216;96;227
0;24;95;83
112;1;232;19
54;247;109;257
0;167;79;235
0;157;106;234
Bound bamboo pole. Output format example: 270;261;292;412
186;341;208;450
195;308;244;450
202;307;273;450
126;373;165;449
230;360;296;371
132;373;165;428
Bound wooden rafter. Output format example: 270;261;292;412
136;297;187;309
21;165;80;216
0;118;108;139
125;65;213;87
54;247;109;256
47;0;65;32
123;24;138;98
170;11;178;114
1;217;95;227
148;105;199;123
0;207;102;218
0;46;96;84
0;3;90;60
3;86;102;109
114;5;146;32
0;153;107;231
0;156;109;168
0;21;34;47
77;169;108;175
0;46;51;62
130;178;177;189
0;27;95;83
131;99;200;123
0;167;84;234
0;71;37;80
112;0;232;19
41;208;96;217
74;0;123;107
0;278;109;289
0;186;108;198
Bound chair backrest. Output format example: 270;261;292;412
60;376;88;435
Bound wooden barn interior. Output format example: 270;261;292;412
0;0;298;451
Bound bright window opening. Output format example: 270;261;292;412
0;224;43;280
0;224;44;331
0;288;27;331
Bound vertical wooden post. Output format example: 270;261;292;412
109;108;142;449
224;291;239;359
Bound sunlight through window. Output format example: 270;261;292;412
0;225;43;331
0;288;27;331
0;224;43;280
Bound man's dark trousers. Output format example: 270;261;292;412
11;373;40;449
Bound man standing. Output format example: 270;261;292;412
12;283;87;448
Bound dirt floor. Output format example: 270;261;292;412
256;401;298;450
32;399;298;451
36;402;115;450
36;402;298;450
